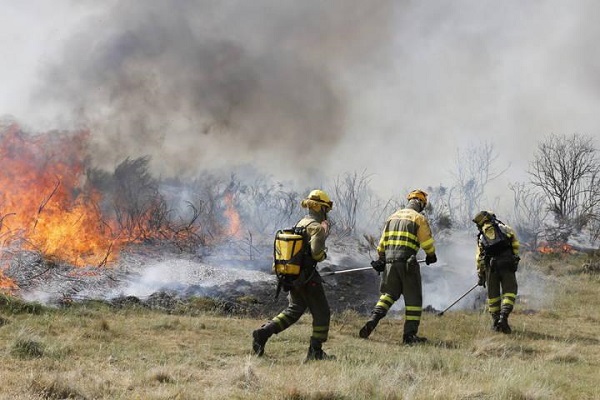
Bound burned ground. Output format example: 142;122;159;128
6;233;566;318
4;242;382;318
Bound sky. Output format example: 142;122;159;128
2;0;600;210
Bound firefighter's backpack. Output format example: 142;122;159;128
272;225;312;280
478;220;511;256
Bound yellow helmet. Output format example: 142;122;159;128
472;210;495;226
303;189;333;211
407;189;428;207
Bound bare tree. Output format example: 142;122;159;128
329;170;372;237
186;173;232;241
362;193;404;236
425;185;453;232
449;141;509;227
508;182;548;250
589;218;600;245
528;133;600;234
238;176;301;235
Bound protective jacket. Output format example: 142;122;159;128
476;221;520;276
252;190;334;360
377;204;436;261
364;202;435;338
475;220;520;329
296;211;328;263
271;209;331;343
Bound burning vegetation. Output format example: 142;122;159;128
1;121;598;306
0;124;248;292
0;125;117;267
536;242;576;255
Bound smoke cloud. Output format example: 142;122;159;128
0;1;587;312
30;0;394;181
2;1;598;199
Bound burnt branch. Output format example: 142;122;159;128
32;177;60;232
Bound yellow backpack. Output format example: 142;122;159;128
272;223;316;296
273;226;310;277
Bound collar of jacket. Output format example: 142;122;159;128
306;209;327;222
405;200;422;213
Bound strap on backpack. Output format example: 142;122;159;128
273;220;319;298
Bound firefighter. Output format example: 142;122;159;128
252;189;335;361
359;189;437;344
473;211;520;334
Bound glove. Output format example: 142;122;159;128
425;253;437;265
513;255;520;271
370;259;386;273
477;273;486;288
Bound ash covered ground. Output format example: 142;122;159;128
4;231;554;318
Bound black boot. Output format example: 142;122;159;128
304;338;336;362
359;310;385;339
497;313;511;334
403;333;427;345
359;319;379;339
252;322;277;356
491;312;501;332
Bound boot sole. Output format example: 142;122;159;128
304;354;337;362
403;336;427;345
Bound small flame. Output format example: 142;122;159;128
0;264;18;292
537;242;575;254
223;192;243;238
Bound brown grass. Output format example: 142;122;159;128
0;258;598;399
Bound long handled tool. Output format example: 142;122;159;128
436;283;479;316
320;266;372;276
320;259;428;277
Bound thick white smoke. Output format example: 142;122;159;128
3;1;600;197
26;0;395;184
0;1;588;311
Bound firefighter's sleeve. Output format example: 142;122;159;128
506;225;520;256
376;223;387;261
416;215;436;255
475;243;486;276
307;222;327;262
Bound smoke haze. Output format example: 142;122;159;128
0;2;588;312
21;0;395;183
2;1;600;200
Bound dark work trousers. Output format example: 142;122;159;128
485;257;518;316
380;259;423;336
272;272;331;342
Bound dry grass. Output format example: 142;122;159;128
0;260;598;399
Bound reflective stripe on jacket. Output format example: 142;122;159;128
377;208;435;261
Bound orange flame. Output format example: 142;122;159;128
0;124;239;291
537;242;575;254
0;125;121;268
223;192;243;238
0;267;18;292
